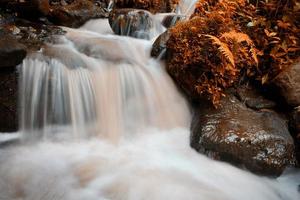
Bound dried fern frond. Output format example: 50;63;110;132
220;30;253;46
221;31;258;65
204;34;235;67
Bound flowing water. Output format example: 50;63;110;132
0;1;299;200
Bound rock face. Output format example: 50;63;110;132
3;0;109;28
49;0;108;27
273;61;300;107
114;0;179;13
235;85;277;110
109;8;153;39
0;35;27;68
0;70;18;132
191;94;296;176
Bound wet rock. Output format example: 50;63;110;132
49;0;108;27
191;94;296;176
0;34;27;68
290;106;300;134
161;13;185;28
289;107;300;164
109;8;153;39
0;70;18;132
235;85;277;110
4;0;108;27
114;0;179;13
151;30;170;59
273;61;300;107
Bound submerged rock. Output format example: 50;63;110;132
273;61;300;107
151;30;170;59
161;13;185;28
109;8;153;39
191;94;296;176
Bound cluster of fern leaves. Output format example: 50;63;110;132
167;0;299;106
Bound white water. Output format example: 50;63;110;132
0;1;300;200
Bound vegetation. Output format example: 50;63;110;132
167;0;300;106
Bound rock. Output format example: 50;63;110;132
114;0;179;13
0;34;27;68
161;13;185;28
109;8;153;39
290;106;300;134
235;85;277;110
289;106;300;164
273;61;300;107
191;94;296;176
151;30;170;59
31;0;51;15
0;70;18;132
49;0;108;27
5;0;50;19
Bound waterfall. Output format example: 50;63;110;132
0;0;299;200
19;26;190;141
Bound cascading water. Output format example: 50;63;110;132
19;28;190;141
0;1;299;200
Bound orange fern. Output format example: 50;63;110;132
204;34;235;68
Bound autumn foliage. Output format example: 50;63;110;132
166;0;300;106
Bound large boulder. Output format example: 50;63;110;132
191;94;296;176
4;0;109;27
273;61;300;107
109;8;153;39
48;0;108;27
114;0;179;13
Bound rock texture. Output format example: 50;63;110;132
0;70;18;132
114;0;179;13
0;35;26;68
49;0;108;27
151;30;170;59
3;0;109;27
273;61;300;107
109;8;153;39
191;94;296;176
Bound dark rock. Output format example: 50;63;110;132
235;85;277;110
151;30;170;59
49;0;108;27
273;61;300;107
6;0;50;19
289;106;300;164
0;70;18;132
0;34;27;68
114;0;179;13
290;106;300;134
109;8;153;39
191;94;296;176
3;0;108;27
161;13;185;28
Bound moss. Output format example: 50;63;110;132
166;0;300;106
